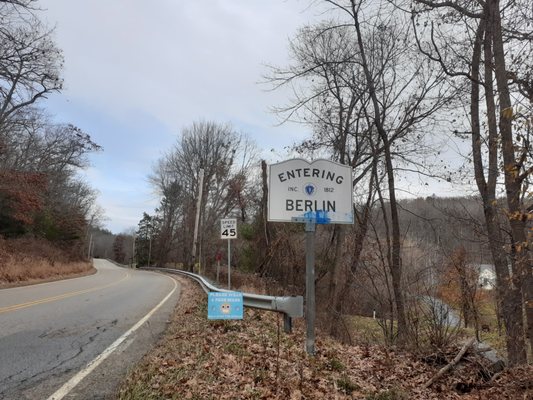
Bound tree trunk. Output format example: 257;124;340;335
488;0;533;358
471;14;527;364
331;161;376;340
383;142;408;342
257;160;272;276
350;0;407;342
484;205;527;365
328;225;346;337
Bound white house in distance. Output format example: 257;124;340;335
476;264;496;290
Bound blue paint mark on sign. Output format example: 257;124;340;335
208;292;243;320
303;210;331;224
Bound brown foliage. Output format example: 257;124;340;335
0;236;93;285
0;170;47;226
438;247;483;329
112;234;127;264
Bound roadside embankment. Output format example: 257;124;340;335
0;236;95;288
118;275;532;399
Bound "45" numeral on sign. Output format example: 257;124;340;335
221;228;236;238
220;218;237;240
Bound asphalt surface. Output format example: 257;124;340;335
420;295;461;327
0;259;181;400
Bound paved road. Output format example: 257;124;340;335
420;295;461;327
0;259;180;400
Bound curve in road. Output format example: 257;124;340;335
0;259;180;400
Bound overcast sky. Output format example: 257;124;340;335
37;1;470;234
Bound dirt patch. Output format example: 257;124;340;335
118;276;532;400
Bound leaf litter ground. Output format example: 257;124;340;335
118;276;532;399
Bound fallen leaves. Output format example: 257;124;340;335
118;276;533;400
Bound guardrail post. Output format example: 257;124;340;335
283;314;292;333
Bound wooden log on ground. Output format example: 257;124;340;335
423;338;476;389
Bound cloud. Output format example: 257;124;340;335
38;1;323;232
43;1;316;135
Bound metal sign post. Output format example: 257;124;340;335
221;218;237;290
305;219;316;355
227;239;231;289
268;159;354;356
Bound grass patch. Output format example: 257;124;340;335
346;314;401;348
336;376;360;394
462;326;507;355
346;315;384;344
224;341;250;357
327;357;345;371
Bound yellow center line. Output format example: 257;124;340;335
0;272;131;315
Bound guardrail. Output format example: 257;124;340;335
142;267;303;333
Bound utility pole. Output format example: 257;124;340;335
198;238;202;275
147;235;152;267
87;234;93;260
191;168;204;271
131;234;136;268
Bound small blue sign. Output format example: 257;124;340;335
208;291;243;320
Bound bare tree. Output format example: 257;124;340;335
268;0;452;343
0;0;36;7
412;0;532;365
0;1;103;262
0;107;101;252
0;9;63;129
149;121;258;270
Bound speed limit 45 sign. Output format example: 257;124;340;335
220;218;237;239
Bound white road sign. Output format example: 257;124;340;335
220;218;237;239
268;158;353;224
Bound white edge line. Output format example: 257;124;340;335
47;276;178;400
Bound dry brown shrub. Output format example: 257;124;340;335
207;266;291;296
0;236;94;285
